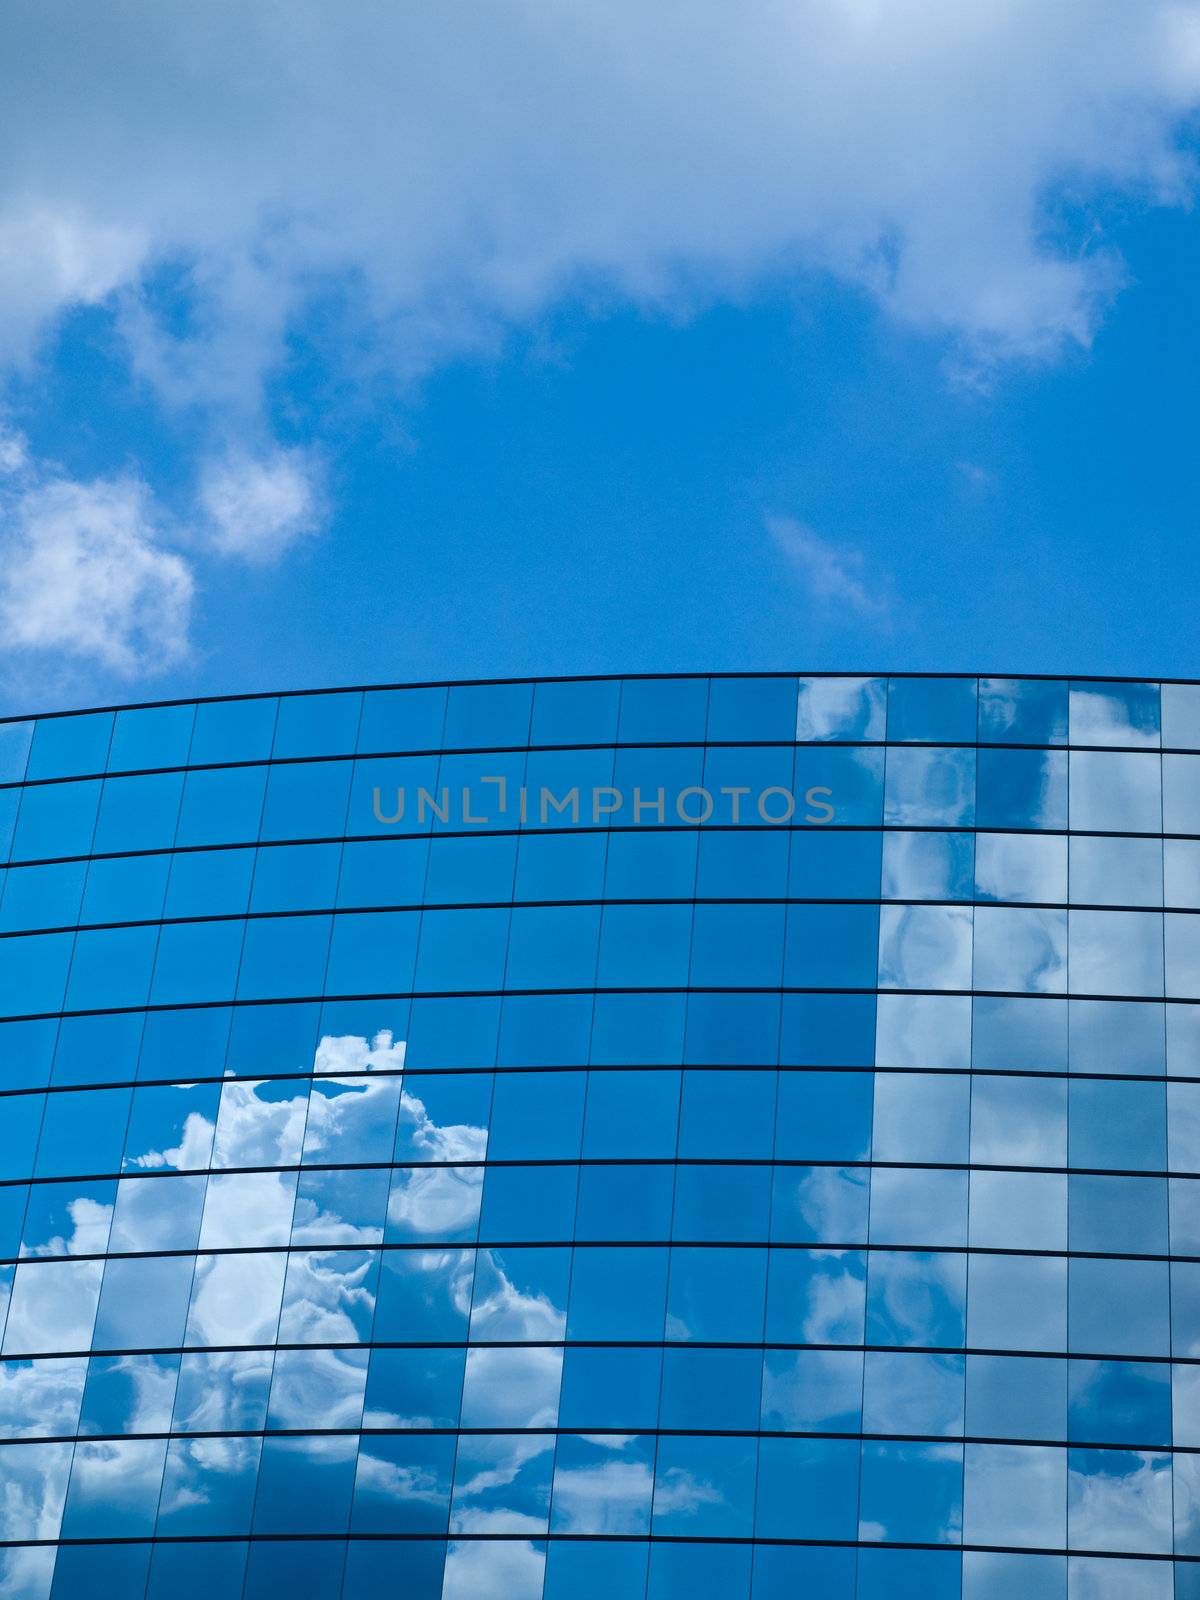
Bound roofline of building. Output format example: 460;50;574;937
4;669;1198;726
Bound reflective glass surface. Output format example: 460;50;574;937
0;673;1198;1597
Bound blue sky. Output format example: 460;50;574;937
2;2;1200;714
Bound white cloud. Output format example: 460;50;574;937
0;474;193;674
1;2;1199;391
197;447;323;562
767;514;890;617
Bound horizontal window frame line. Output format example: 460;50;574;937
7;1061;1200;1100
10;982;1200;1027
7;1156;1200;1190
0;1425;1192;1455
0;1532;1191;1561
6;664;1199;732
2;1337;1195;1366
9;891;1200;942
11;818;1200;872
6;731;1200;791
9;1237;1200;1268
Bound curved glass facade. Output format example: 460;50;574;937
1;674;1200;1597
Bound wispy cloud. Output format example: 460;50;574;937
0;474;192;676
767;514;891;621
0;438;325;678
198;447;323;564
2;3;1200;677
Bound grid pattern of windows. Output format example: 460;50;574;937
1;674;1200;1598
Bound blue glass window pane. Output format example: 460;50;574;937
1068;1358;1171;1445
784;903;878;986
887;676;977;742
425;834;517;903
351;1434;454;1532
707;676;798;741
558;1346;662;1431
672;1165;770;1241
188;697;277;763
683;992;779;1065
660;1347;761;1429
977;747;1067;829
581;1067;679;1158
324;910;418;997
0;861;87;931
651;1438;757;1537
678;1068;775;1158
405;996;498;1067
602;830;696;898
271;690;362;757
514;831;608;901
0;1096;43;1180
978;677;1069;744
497;993;592;1066
589;992;686;1065
797;752;856;828
350;752;441;837
65;925;158;1010
487;1070;585;1160
529;678;621;745
50;1543;152;1598
543;1541;648;1600
241;1538;347;1599
35;1086;130;1177
617;677;708;743
857;1548;962;1600
137;1007;230;1081
341;1540;446;1598
336;837;428;908
755;1436;860;1539
107;703;195;771
0;933;72;1017
236;913;331;1000
884;747;976;826
0;1019;57;1091
480;1164;578;1240
357;686;447;753
567;1246;668;1339
701;745;796;825
665;1246;766;1340
174;764;267;847
52;1012;143;1087
443;682;532;748
25;713;112;780
696;829;789;897
0;789;17;861
415;907;509;990
611;745;705;824
689;903;784;986
779;994;876;1066
259;759;352;841
867;1251;967;1347
10;779;101;861
146;1542;249;1600
0;721;33;783
647;1542;752;1600
149;921;243;1005
363;1345;465;1428
249;842;341;912
596;903;692;987
765;1248;866;1343
1070;680;1160;747
523;747;616;828
796;677;886;741
775;1070;872;1159
574;1163;674;1239
79;853;170;924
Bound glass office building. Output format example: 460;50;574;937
1;673;1200;1598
